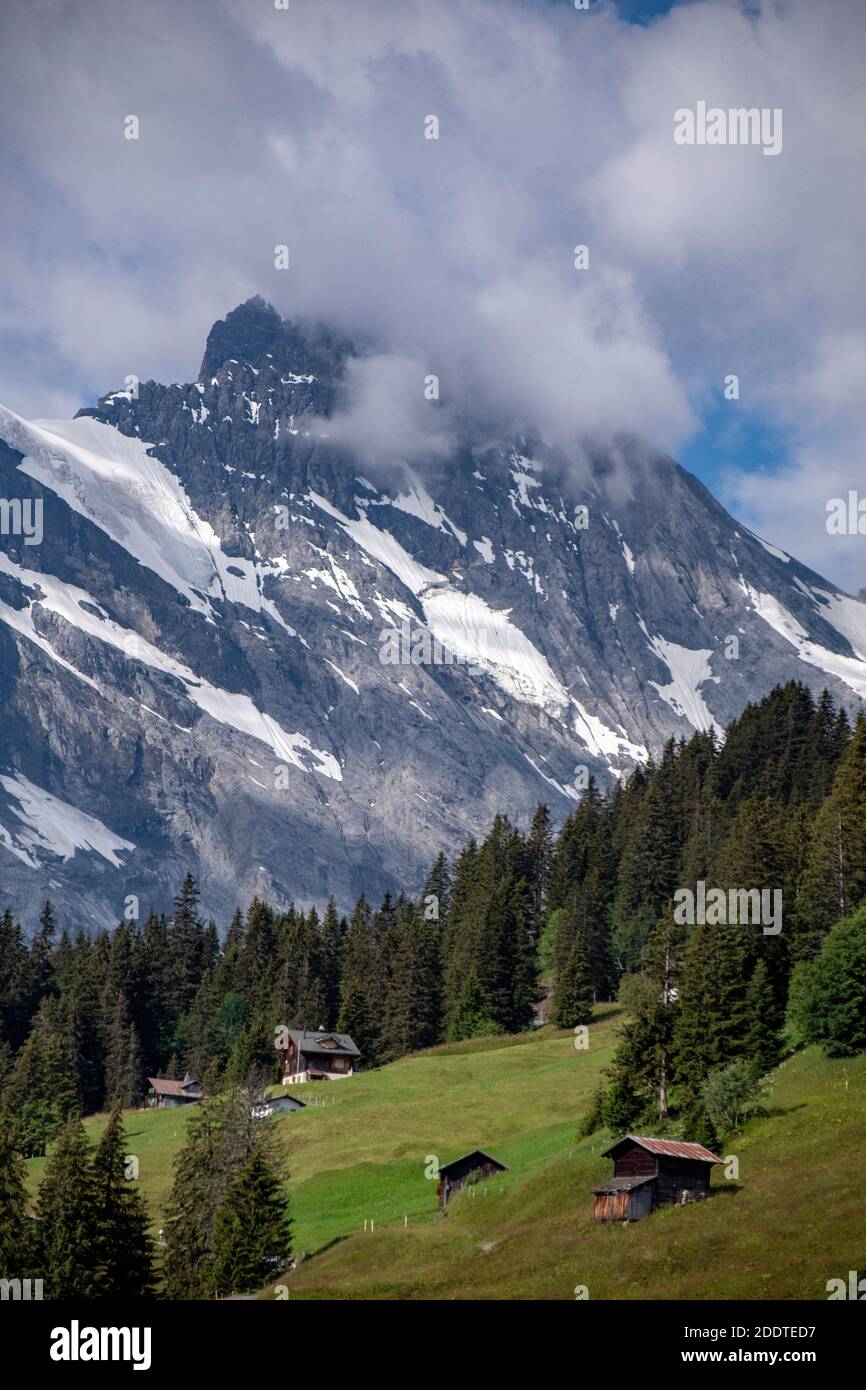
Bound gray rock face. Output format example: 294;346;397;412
1;297;864;933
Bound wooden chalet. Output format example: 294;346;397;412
437;1149;508;1208
277;1029;360;1085
593;1135;722;1222
145;1075;202;1109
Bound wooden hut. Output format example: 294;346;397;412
437;1149;508;1208
250;1093;306;1118
592;1136;722;1222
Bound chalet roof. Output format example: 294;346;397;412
438;1148;509;1177
592;1175;655;1194
603;1135;722;1164
253;1094;306;1110
147;1076;202;1098
286;1029;360;1058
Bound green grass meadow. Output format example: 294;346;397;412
26;1004;866;1299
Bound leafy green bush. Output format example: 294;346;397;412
787;904;866;1057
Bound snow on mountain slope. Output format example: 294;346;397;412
308;490;572;712
0;296;864;931
0;407;296;635
0;772;134;870
739;581;866;699
0;549;341;779
647;635;723;736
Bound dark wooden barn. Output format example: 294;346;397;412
437;1149;508;1208
592;1136;722;1222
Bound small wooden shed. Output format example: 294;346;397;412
250;1093;306;1118
437;1149;508;1208
592;1135;722;1222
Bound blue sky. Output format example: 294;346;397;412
0;0;863;591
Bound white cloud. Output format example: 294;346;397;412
0;0;863;586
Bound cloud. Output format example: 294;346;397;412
0;0;864;586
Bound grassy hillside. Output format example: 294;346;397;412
270;1040;866;1300
26;1006;621;1250
26;1007;866;1299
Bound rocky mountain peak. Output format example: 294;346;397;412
0;301;865;932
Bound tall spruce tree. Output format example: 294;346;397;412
337;895;379;1060
0;1113;32;1281
550;928;593;1028
210;1150;292;1298
674;917;753;1099
91;1108;156;1297
797;715;866;954
380;901;442;1059
35;1118;100;1298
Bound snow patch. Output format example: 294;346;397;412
308;491;568;712
743;583;866;699
648;636;722;734
0;408;296;635
0;772;134;869
0;552;342;781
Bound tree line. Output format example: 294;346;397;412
1;679;865;1293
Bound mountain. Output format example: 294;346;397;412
1;296;865;931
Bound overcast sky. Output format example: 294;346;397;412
1;0;864;590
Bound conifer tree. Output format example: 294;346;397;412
595;907;686;1123
169;873;209;1021
35;1117;100;1298
28;899;58;1008
319;898;345;1028
743;959;783;1073
0;908;29;1051
674;918;753;1098
214;908;245;997
210;1151;292;1298
163;1086;274;1297
380;901;442;1059
337;895;379;1060
0;1113;32;1281
103;994;146;1108
447;974;502;1041
6;997;79;1155
136;908;174;1070
162;1098;225;1298
236;898;278;1016
797;715;866;954
91;1108;156;1297
421;851;451;926
551;928;593;1028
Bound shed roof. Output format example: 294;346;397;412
603;1135;722;1164
592;1175;655;1194
439;1148;509;1177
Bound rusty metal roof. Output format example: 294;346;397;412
603;1135;722;1164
